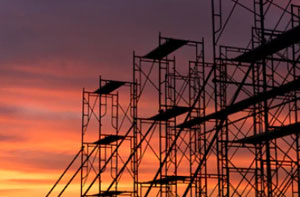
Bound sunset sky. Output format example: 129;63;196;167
1;1;299;196
0;1;211;196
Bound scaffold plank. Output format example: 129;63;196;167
94;135;125;145
94;81;125;95
143;38;188;59
142;176;189;185
89;191;125;196
235;122;300;144
148;106;191;121
234;25;300;62
177;77;300;128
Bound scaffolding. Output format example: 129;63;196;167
47;0;300;196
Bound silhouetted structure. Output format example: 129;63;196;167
47;1;300;196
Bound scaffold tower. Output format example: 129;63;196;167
47;0;300;196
